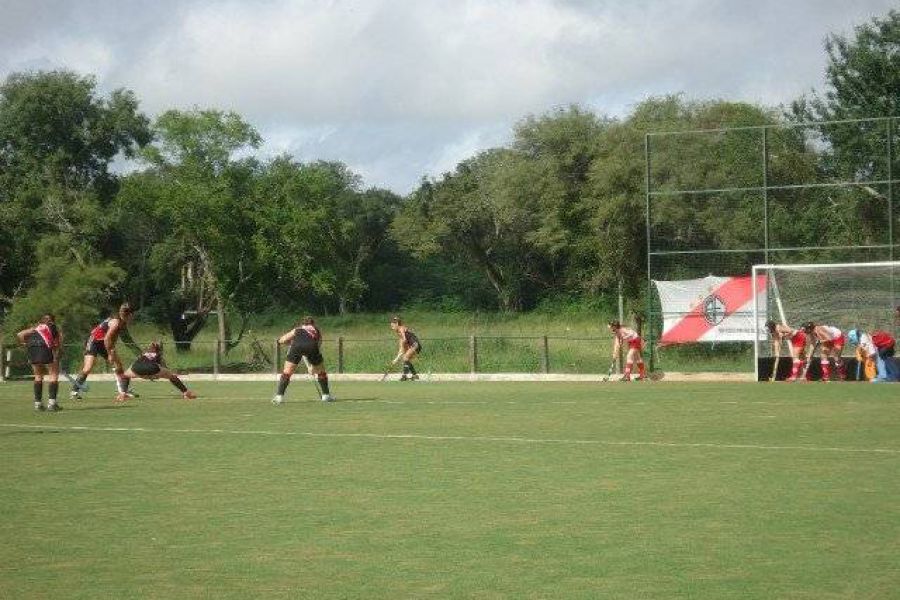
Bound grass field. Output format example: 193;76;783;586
2;380;899;598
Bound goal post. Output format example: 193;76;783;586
752;261;900;380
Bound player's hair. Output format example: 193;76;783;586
40;313;55;324
608;320;621;329
118;303;134;317
801;321;815;333
765;320;777;334
390;316;402;325
147;341;162;354
301;316;315;326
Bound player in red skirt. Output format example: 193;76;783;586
608;320;646;381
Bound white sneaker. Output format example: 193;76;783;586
321;394;334;402
272;394;284;405
69;390;82;400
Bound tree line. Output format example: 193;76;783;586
1;9;897;345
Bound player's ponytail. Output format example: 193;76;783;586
765;320;777;334
119;303;134;318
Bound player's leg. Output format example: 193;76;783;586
788;343;804;381
621;348;635;381
154;367;196;399
71;350;96;398
272;360;298;405
307;352;333;401
819;344;833;381
402;346;420;380
833;340;847;380
46;360;60;411
31;363;45;411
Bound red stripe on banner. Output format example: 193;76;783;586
660;275;765;345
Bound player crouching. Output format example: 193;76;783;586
802;322;847;381
765;320;809;381
848;329;897;382
116;342;197;402
608;321;646;381
273;317;333;404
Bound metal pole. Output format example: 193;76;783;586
0;344;5;382
762;126;770;264
618;280;625;373
273;340;281;376
213;340;220;379
337;336;344;374
469;335;478;374
888;119;896;337
644;133;655;371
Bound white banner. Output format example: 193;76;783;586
654;275;767;344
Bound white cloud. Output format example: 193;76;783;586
0;0;897;192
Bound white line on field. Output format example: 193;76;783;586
1;423;898;455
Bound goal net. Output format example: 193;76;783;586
751;261;900;379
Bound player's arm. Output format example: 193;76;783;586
119;327;142;356
16;327;35;345
611;335;621;359
277;329;296;345
54;331;64;362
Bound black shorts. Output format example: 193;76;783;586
131;359;161;378
85;339;108;359
286;339;323;366
27;343;54;365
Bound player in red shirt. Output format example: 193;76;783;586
272;316;333;404
608;320;646;381
16;314;63;411
802;322;847;381
765;320;809;381
71;303;135;399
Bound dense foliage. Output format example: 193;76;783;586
1;9;898;339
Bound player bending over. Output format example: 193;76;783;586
848;329;897;382
273;317;333;404
802;322;846;381
765;320;809;381
17;314;63;411
390;316;422;381
71;303;135;399
116;341;197;402
608;320;646;381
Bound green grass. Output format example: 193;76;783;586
2;380;899;598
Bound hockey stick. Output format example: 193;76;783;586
602;359;616;382
379;362;395;382
803;341;820;381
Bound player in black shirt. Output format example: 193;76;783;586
390;316;422;381
116;341;197;402
273;317;333;404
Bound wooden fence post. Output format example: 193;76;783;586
541;336;550;373
469;335;478;374
337;337;344;374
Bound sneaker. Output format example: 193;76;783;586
34;401;45;412
400;375;409;381
272;395;284;406
182;390;197;400
619;375;631;382
69;390;82;401
321;394;334;402
114;392;128;403
47;402;62;412
122;391;139;399
411;374;420;381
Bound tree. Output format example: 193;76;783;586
121;108;262;350
0;70;150;307
4;237;125;353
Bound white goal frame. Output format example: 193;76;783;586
751;261;900;381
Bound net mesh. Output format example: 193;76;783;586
753;262;900;362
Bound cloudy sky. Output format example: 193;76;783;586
0;0;895;193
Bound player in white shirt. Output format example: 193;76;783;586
608;321;646;381
802;322;846;381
